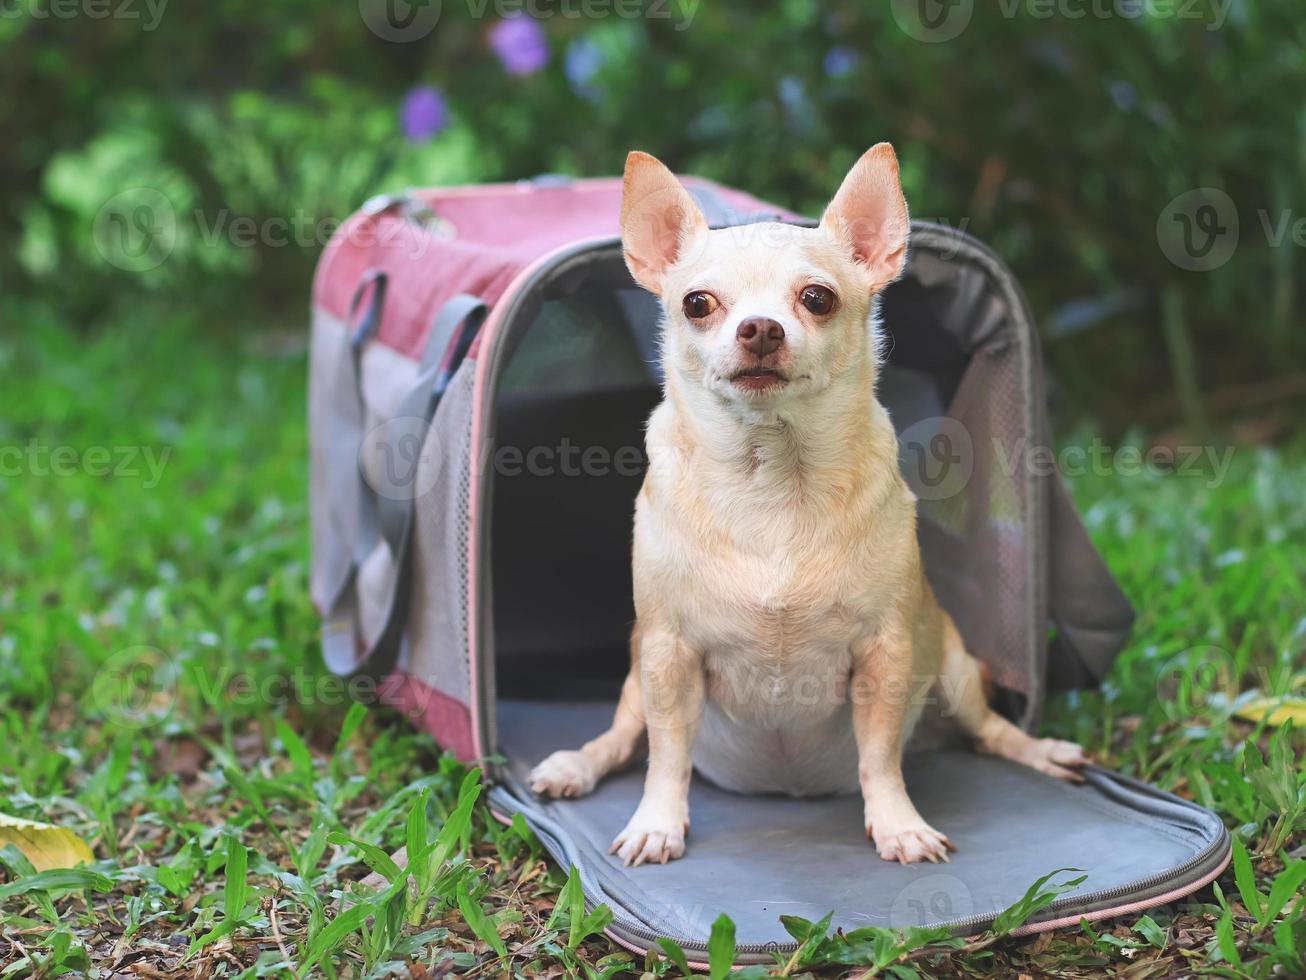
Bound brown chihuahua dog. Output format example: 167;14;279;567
530;146;1088;866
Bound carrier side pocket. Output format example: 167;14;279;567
321;289;487;681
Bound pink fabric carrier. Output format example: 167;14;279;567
307;174;1227;961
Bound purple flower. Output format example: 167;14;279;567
488;15;549;77
565;37;605;101
778;76;815;135
824;46;858;79
400;86;448;143
1108;79;1138;112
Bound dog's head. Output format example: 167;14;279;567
620;146;908;411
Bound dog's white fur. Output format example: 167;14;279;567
530;147;1088;865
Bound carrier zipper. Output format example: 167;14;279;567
491;776;1230;961
604;821;1230;959
472;237;631;770
360;190;456;238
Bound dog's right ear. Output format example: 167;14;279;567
821;143;910;293
620;151;708;294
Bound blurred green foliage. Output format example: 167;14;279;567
1;0;1303;425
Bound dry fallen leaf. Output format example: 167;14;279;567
0;812;95;870
1234;695;1306;727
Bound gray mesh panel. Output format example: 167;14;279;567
479;235;1106;735
407;361;477;702
914;346;1033;697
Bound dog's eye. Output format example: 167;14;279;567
682;291;719;319
800;285;837;315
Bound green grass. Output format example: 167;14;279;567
0;314;1302;978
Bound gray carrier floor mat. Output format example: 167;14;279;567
489;700;1230;962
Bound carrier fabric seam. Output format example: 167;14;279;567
1099;765;1229;826
1086;773;1217;831
1087;773;1225;847
468;242;600;764
469;236;632;768
1075;776;1215;851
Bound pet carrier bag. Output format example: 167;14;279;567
308;176;1230;962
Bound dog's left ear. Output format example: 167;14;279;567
620;151;709;294
820;143;909;293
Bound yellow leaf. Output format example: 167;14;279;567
0;813;95;871
1234;697;1306;728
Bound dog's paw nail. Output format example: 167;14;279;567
1033;739;1091;782
610;819;686;867
1046;739;1089;765
872;824;952;865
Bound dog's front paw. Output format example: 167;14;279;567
610;810;688;866
1025;738;1090;782
868;820;954;865
529;750;600;799
977;721;1091;783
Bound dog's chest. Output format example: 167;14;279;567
703;637;854;727
682;542;868;724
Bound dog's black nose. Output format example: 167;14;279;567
736;317;785;357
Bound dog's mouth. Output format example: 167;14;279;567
728;366;789;392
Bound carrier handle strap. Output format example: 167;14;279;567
689;185;779;229
322;293;488;681
349;270;388;350
345;271;390;570
374;296;487;553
